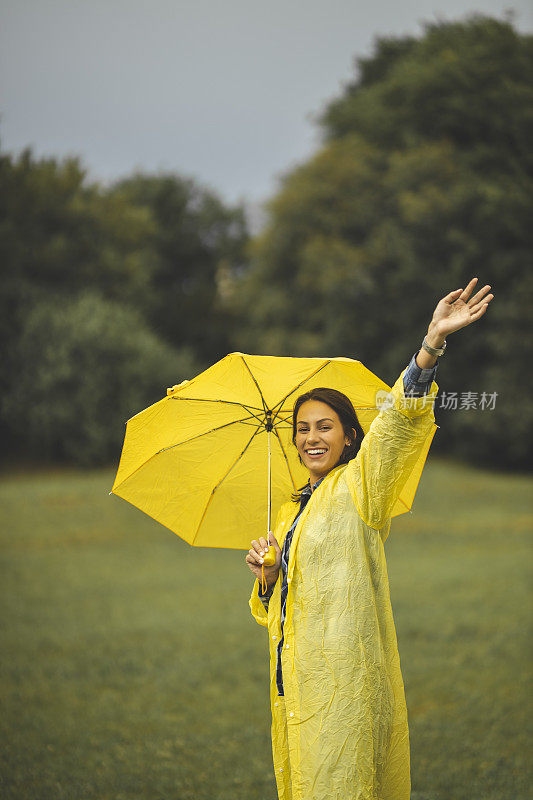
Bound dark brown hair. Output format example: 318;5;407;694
290;387;365;501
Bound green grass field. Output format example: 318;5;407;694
1;458;531;800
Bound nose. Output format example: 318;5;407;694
305;429;321;447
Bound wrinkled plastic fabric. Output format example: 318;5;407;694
249;367;439;800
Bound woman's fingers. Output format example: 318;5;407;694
245;554;264;577
469;302;490;321
443;280;494;321
470;294;493;314
251;536;271;556
444;287;463;303
247;534;280;569
268;532;280;549
249;544;264;564
459;277;479;302
468;284;492;307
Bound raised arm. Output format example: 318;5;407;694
344;278;494;530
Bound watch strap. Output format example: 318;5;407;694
422;335;446;357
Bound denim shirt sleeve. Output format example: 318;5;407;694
258;582;274;610
403;351;438;397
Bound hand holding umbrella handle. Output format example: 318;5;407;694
260;537;280;593
260;529;281;592
246;532;282;593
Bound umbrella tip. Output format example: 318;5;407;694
167;379;189;396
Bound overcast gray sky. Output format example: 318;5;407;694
1;0;532;215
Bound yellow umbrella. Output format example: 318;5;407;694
110;351;436;550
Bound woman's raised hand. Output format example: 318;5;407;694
429;277;494;339
246;532;282;588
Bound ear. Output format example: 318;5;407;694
345;427;357;447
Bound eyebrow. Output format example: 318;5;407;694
296;418;334;425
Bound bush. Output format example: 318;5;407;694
2;291;198;465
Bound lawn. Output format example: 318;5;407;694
0;458;531;799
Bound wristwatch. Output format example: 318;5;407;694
421;335;446;357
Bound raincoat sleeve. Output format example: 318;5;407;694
249;579;271;627
344;364;438;531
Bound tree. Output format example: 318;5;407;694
2;292;196;465
0;146;159;450
111;173;249;365
0;146;249;464
0;146;157;324
230;15;533;469
320;14;533;176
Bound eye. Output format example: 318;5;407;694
297;426;331;433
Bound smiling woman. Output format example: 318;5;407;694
250;356;438;799
245;279;494;800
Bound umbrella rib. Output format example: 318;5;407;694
156;414;261;455
271;360;331;414
272;427;299;493
193;422;263;543
115;414;263;490
238;405;267;426
271;413;292;430
252;412;291;433
169;396;264;413
170;395;266;426
277;404;378;414
240;355;268;412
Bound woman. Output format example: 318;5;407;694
245;279;494;800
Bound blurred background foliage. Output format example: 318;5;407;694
1;14;532;469
0;152;248;465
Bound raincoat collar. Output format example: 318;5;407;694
304;462;345;496
301;474;324;497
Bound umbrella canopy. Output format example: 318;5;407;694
110;352;436;549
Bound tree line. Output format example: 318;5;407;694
1;14;531;470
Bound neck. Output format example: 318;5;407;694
309;470;326;490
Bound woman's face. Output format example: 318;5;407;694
295;400;352;486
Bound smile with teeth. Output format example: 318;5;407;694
306;448;327;456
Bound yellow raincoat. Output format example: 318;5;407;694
249;366;439;800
